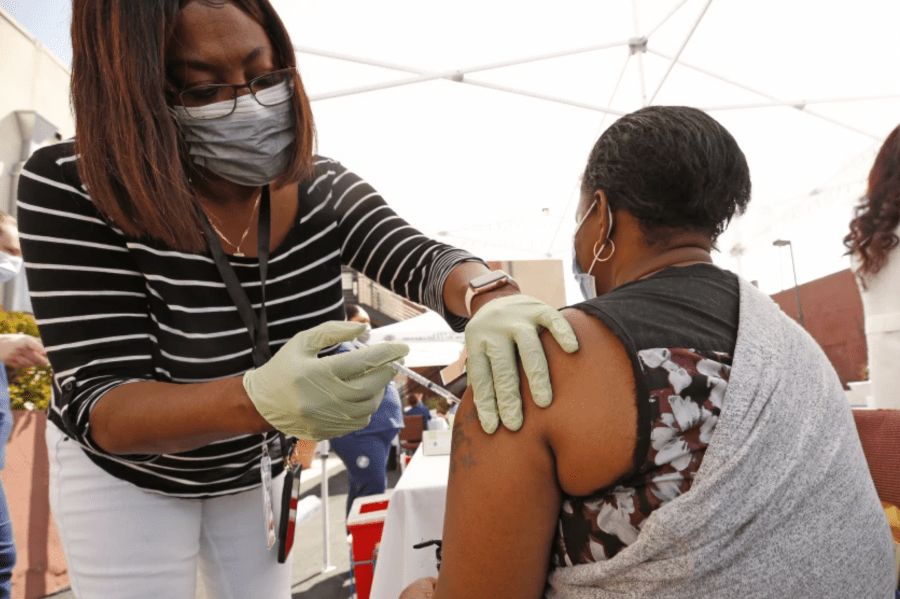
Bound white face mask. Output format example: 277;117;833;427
571;200;614;301
171;82;295;187
0;251;23;284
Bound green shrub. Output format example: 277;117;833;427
424;395;442;412
0;310;52;411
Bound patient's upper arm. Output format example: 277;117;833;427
433;308;637;599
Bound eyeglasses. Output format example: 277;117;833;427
171;67;297;120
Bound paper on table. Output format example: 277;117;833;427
422;430;452;456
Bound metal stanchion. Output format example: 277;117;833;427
317;440;336;572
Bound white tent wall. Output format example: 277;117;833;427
276;0;900;301
0;7;74;217
0;7;75;311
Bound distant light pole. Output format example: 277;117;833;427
773;239;804;328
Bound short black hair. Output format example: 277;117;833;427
345;303;364;320
581;106;751;244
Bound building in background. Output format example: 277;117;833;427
486;259;567;309
341;267;427;327
770;268;867;388
0;7;74;311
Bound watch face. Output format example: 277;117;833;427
465;270;518;317
471;270;508;289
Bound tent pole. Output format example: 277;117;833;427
461;80;626;115
296;40;628;79
634;53;647;107
644;0;690;39
630;0;647;106
647;48;882;140
702;94;900;112
648;0;714;104
300;42;629;112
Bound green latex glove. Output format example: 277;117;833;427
243;321;409;441
465;294;579;433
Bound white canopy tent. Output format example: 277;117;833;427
273;0;900;299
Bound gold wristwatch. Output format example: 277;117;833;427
464;270;519;317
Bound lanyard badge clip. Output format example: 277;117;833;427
277;451;303;563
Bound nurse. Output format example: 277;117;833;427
17;1;577;597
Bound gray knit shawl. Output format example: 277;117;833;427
546;277;895;599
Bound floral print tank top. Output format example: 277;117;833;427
552;264;739;567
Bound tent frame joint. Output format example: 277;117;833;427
628;36;648;55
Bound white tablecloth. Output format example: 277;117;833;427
370;446;450;599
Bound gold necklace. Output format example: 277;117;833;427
206;194;262;257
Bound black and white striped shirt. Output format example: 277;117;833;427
18;141;480;497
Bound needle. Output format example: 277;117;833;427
350;340;462;404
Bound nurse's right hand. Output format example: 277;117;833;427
243;321;409;441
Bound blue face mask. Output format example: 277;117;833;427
572;200;614;301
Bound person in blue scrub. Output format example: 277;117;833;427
0;212;49;598
404;392;431;425
330;305;404;516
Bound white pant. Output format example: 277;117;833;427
46;425;292;599
865;329;900;409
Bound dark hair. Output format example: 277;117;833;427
71;0;315;252
345;303;364;320
844;125;900;287
581;106;751;244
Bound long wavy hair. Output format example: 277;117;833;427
845;125;900;288
71;0;315;252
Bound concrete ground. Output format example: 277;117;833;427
288;457;402;599
42;454;402;599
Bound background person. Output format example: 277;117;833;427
330;304;404;516
404;391;432;426
434;398;453;421
845;124;900;409
17;1;575;597
0;212;48;599
401;106;894;599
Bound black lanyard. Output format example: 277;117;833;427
200;187;271;366
198;186;289;460
200;188;305;563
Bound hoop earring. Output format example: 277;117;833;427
592;238;616;263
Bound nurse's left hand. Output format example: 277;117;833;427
465;294;579;434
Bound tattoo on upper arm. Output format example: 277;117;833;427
450;412;479;474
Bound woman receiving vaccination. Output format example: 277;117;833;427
401;106;894;599
17;1;575;597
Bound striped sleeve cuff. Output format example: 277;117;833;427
57;376;159;462
421;249;488;333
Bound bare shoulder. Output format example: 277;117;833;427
449;306;637;495
437;307;638;599
532;307;638;496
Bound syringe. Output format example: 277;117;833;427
350;339;462;405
